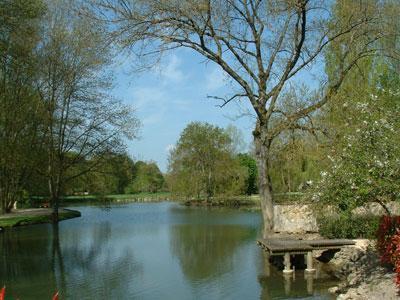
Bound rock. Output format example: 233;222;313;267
326;239;398;300
328;286;339;294
273;204;318;233
352;201;400;216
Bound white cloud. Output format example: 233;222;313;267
205;66;226;92
132;86;164;109
154;54;185;83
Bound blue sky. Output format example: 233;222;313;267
113;48;256;172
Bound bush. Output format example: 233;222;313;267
318;214;380;239
376;215;400;265
375;216;400;290
391;231;400;287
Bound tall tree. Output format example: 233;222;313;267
312;1;400;214
91;0;392;232
168;122;246;200
0;0;45;213
37;0;139;221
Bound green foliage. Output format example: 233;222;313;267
312;0;400;214
313;72;400;212
269;132;324;194
167;122;247;200
237;153;258;195
318;214;380;239
65;152;137;196
0;0;46;212
125;161;165;193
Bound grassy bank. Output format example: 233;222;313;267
0;208;81;228
26;192;171;206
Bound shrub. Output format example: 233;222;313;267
375;216;400;291
318;214;380;239
391;231;400;287
376;215;400;265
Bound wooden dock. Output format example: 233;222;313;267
257;238;355;273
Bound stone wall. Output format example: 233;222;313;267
273;204;318;233
273;201;400;233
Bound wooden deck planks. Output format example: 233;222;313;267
257;238;355;255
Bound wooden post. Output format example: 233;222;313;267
264;252;271;277
305;251;316;273
283;252;293;274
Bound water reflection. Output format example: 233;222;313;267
257;252;337;299
170;224;255;282
0;221;142;299
1;203;337;299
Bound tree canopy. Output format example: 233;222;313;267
89;0;395;232
167;122;247;200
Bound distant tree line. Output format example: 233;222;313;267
27;154;166;197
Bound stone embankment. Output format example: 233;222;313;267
321;240;398;300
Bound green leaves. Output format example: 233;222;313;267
313;70;400;213
167;122;247;200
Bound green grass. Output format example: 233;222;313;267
0;209;81;228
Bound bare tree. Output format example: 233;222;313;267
89;0;391;233
37;0;139;221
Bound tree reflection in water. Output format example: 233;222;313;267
170;223;256;282
0;222;143;299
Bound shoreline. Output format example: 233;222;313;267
0;208;81;228
322;239;398;299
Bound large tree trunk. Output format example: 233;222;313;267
254;122;274;237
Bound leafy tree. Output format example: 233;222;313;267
37;1;138;220
237;153;258;195
269;131;324;193
91;0;389;232
312;1;400;215
66;152;136;195
126;161;165;193
0;0;45;213
313;71;400;214
168;122;246;200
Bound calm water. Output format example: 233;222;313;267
0;202;337;299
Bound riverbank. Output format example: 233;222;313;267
183;195;260;209
323;239;398;299
0;208;81;228
30;192;171;205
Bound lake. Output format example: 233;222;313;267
0;202;337;299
